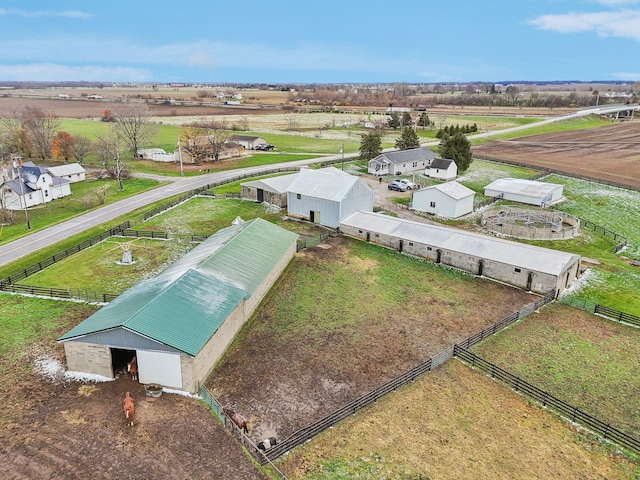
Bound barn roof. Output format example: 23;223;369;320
370;148;436;166
241;173;298;194
340;211;579;276
418;181;474;200
484;178;563;199
429;158;454;170
287;167;369;202
47;163;86;177
58;218;298;356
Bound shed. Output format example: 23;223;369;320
484;178;564;206
228;135;267;150
412;181;474;218
368;148;436;176
47;163;87;183
287;167;374;228
427;158;457;181
57;218;298;393
339;211;580;295
241;173;298;207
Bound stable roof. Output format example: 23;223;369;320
429;158;454;170
241;173;298;194
421;181;474;200
484;178;562;199
58;218;298;356
340;211;579;276
287;167;363;202
47;163;86;177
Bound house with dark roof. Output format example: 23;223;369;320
367;148;436;176
0;161;71;210
427;158;457;181
57;218;298;393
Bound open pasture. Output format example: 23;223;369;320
471;303;640;440
275;359;638;479
206;236;535;438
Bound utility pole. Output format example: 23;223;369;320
340;143;344;170
177;137;184;176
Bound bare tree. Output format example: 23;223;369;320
110;99;157;158
179;124;210;165
73;135;93;165
202;121;230;163
0;110;34;158
21;105;60;160
95;131;120;169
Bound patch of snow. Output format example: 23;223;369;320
65;371;114;383
557;268;598;299
162;387;200;399
34;354;113;384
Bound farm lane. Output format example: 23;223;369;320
0;106;600;268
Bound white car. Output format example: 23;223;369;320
398;179;416;190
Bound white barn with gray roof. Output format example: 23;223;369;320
412;181;474;218
287;167;374;228
339;211;580;295
368;148;436;176
484;178;564;206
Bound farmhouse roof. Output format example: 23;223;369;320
47;163;86;177
241;173;298;194
484;178;562;198
370;148;436;166
4;178;36;194
229;134;265;142
429;158;454;169
340;211;579;276
58;218;298;356
287;167;368;202
421;181;474;200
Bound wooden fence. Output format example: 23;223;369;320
0;283;117;303
122;229;169;239
296;231;333;251
454;346;640;455
259;290;555;464
0;221;130;289
558;297;640;329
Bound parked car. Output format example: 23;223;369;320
398;179;416;190
255;144;275;150
388;180;408;192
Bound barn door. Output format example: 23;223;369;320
257;188;264;202
137;351;182;388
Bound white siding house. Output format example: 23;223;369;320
368;148;436;176
484;178;564;206
340;211;581;295
47;163;86;183
412;181;474;218
427;158;457;181
287;167;374;228
228;135;267;150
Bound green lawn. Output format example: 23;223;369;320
471;302;640;439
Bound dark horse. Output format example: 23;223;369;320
222;408;248;434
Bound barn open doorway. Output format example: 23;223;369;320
257;188;264;202
111;348;137;379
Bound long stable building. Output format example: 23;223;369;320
58;218;298;393
340;211;580;295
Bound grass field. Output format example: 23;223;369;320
275;359;638;479
470;302;640;440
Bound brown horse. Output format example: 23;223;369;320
123;391;135;426
127;355;138;381
222;408;248;434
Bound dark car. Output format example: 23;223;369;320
388;180;408;192
255;144;275;150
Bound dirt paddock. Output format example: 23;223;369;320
472;122;640;190
0;367;265;480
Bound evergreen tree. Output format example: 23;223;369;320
401;112;413;128
395;126;420;150
359;131;382;161
387;113;401;129
418;112;431;129
439;132;473;172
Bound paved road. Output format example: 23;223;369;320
3;105;628;268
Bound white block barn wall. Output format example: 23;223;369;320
63;342;113;378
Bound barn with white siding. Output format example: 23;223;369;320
57;218;298;393
484;178;564;206
412;181;474;218
286;167;374;228
339;211;580;295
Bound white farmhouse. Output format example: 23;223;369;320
412;181;474;218
287;167;373;228
484;178;564;206
368;148;436;176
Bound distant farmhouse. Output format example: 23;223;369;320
368;148;437;176
484;178;564;207
0;161;74;210
228;135;267;150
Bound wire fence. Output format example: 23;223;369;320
454;346;640;455
558;297;640;328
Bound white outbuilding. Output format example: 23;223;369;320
426;158;458;181
287;167;374;228
339;211;580;295
412;181;475;218
484;178;564;206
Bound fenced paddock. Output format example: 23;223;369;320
559;297;640;328
481;206;580;241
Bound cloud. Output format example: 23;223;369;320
0;8;92;19
529;9;640;42
0;63;152;82
610;71;640;80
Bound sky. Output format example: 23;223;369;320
0;1;639;84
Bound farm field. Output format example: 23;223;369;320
470;303;640;440
206;236;535;438
471;121;640;190
274;359;638;479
